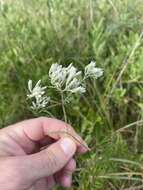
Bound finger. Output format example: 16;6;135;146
35;179;47;190
39;136;55;147
35;177;55;190
77;145;88;154
28;186;36;190
35;176;56;190
17;138;76;181
3;117;88;153
46;176;56;190
55;158;76;188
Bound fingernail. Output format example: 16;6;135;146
60;138;76;155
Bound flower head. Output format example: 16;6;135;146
27;80;50;110
27;80;47;98
49;63;67;89
31;96;50;110
84;61;103;79
65;78;85;94
49;63;85;94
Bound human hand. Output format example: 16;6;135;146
0;117;87;190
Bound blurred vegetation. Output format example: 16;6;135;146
0;0;143;189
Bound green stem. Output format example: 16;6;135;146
61;92;67;123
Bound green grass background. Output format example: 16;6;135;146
0;0;143;189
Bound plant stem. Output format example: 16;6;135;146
60;92;90;151
61;91;67;123
41;131;90;151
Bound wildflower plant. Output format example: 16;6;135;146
27;80;50;110
27;61;103;148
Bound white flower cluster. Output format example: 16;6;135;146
49;63;85;94
27;61;103;110
49;61;103;93
27;80;50;110
84;61;103;79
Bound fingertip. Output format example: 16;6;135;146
77;145;88;154
67;159;76;171
54;171;72;188
54;158;76;188
60;175;72;188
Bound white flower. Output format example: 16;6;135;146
27;80;47;98
66;64;81;85
65;78;86;93
31;96;50;110
27;80;50;110
84;61;103;79
68;86;86;93
49;63;85;94
49;63;67;89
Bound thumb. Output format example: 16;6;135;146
21;138;76;181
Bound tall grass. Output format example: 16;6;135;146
0;0;143;189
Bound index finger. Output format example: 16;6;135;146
5;117;88;153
